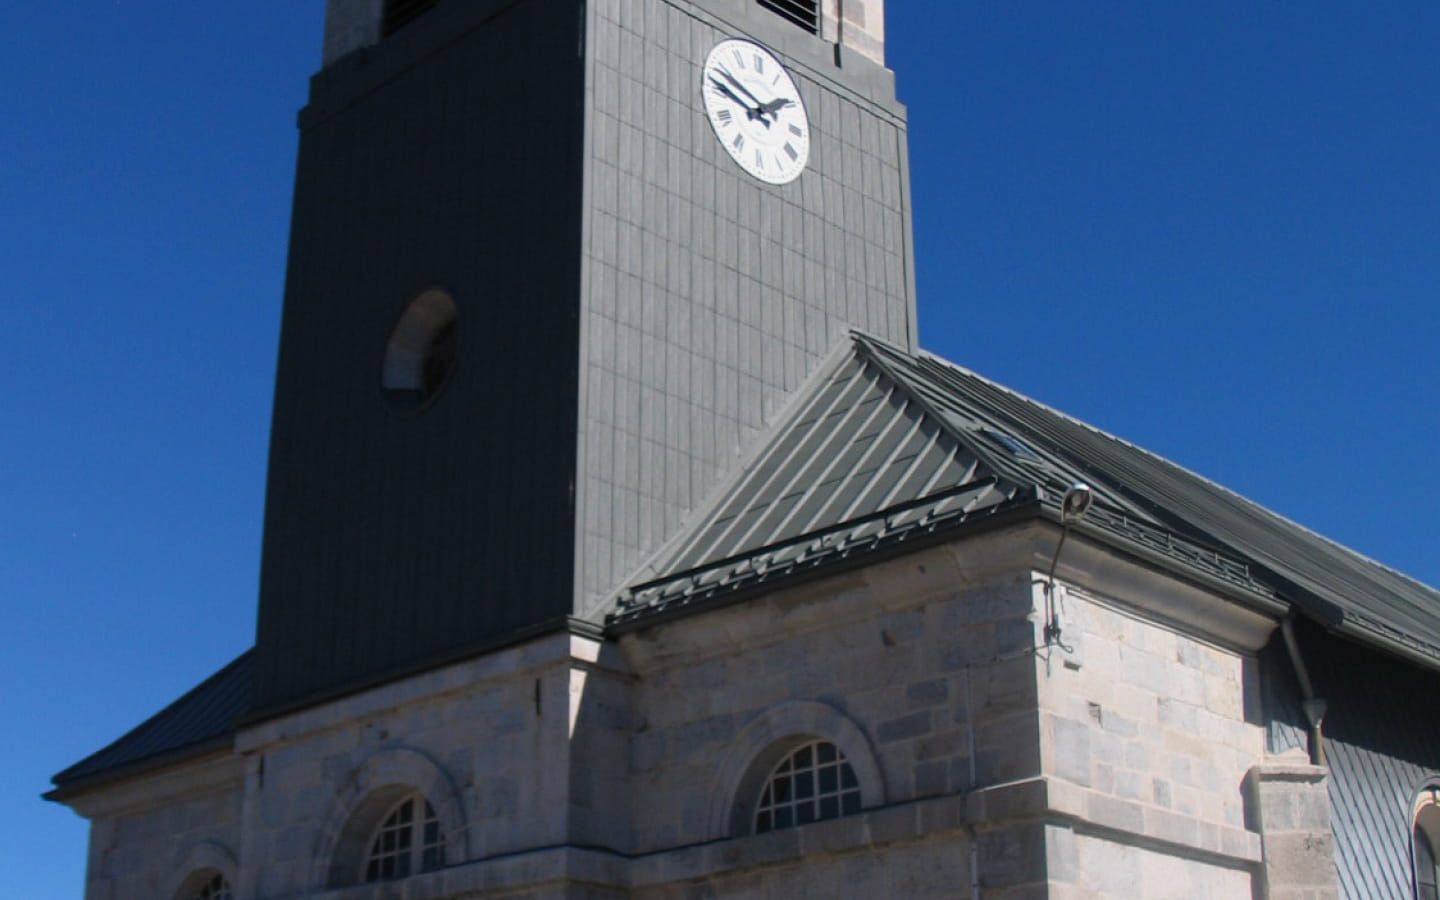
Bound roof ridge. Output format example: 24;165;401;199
910;347;1439;599
851;332;1036;491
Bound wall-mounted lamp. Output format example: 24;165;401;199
1043;482;1093;647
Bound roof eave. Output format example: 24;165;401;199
610;497;1295;637
45;734;236;807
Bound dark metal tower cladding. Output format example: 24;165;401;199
253;0;915;715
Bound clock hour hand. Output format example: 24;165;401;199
758;97;793;116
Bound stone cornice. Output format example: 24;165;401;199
57;749;244;819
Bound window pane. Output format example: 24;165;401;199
795;771;814;799
819;765;838;793
773;775;792;803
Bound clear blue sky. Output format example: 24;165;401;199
5;3;1437;897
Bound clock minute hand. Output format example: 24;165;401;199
710;78;761;119
717;68;767;118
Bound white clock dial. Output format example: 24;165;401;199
702;39;810;185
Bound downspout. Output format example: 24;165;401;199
965;666;980;900
1280;615;1327;766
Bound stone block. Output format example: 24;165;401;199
1263;833;1336;886
876;710;931;744
631;732;666;773
974;723;1042;786
977;823;1048;889
913;760;949;797
977;657;1038;719
915;729;966;762
1086;792;1145;834
1047;716;1092;787
906;678;950;707
1152;777;1173;809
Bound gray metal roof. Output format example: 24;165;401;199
49;650;252;793
613;333;1440;670
54;331;1440;792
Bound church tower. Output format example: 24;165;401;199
254;0;914;715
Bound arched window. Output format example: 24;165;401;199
193;874;233;900
381;288;458;415
174;869;233;900
315;748;468;891
1416;788;1440;899
753;740;862;833
364;793;446;882
712;702;885;839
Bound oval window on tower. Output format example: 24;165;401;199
381;288;458;415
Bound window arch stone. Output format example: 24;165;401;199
1416;785;1440;899
309;745;469;889
709;700;885;839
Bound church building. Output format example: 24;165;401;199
48;1;1440;897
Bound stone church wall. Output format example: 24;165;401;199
233;634;592;897
616;528;1271;895
75;527;1289;898
75;756;244;900
1034;575;1269;895
618;542;1041;855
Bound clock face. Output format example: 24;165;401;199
702;39;810;185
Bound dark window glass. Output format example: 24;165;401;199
757;0;819;35
752;740;863;834
381;289;459;415
365;795;446;882
195;874;233;900
382;0;438;37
